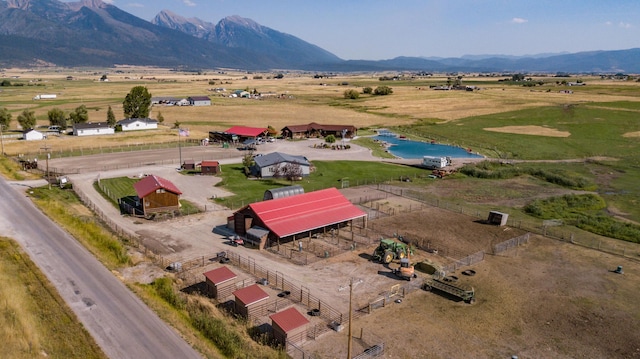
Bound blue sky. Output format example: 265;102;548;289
87;0;640;60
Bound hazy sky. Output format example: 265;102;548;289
79;0;640;60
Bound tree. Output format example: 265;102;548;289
69;105;89;124
0;80;11;87
17;109;37;130
123;86;152;119
100;74;108;81
173;121;181;129
343;89;360;99
0;107;12;130
325;134;336;144
374;86;393;96
273;162;303;182
47;108;67;128
362;87;373;94
156;111;165;124
106;106;116;127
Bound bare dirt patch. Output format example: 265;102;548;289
622;131;640;138
484;125;571;137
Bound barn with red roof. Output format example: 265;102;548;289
232;284;270;319
231;187;367;248
270;307;310;347
133;175;182;216
203;266;237;299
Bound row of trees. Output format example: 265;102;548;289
343;85;393;99
0;85;154;131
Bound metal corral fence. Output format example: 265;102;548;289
441;251;486;273
265;231;372;265
493;233;530;254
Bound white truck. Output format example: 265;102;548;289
422;156;450;169
33;94;57;100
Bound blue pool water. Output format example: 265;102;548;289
373;135;483;159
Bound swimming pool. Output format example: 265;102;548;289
373;135;483;159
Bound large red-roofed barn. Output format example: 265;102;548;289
203;266;237;299
133;175;182;216
231;187;367;248
270;307;310;347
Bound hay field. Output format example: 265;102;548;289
2;68;640;155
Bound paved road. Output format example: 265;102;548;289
0;177;202;359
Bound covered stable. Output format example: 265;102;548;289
203;266;237;299
133;175;182;216
270;307;310;347
232;284;270;319
209;126;268;144
230;187;367;249
201;160;220;175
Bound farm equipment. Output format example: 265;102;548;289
423;275;475;303
372;238;413;264
393;257;417;281
228;235;244;247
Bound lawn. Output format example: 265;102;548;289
215;160;428;209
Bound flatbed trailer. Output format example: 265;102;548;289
423;277;475;303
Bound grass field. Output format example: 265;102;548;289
0;237;106;359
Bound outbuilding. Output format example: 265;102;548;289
231;187;367;248
201;160;220;175
23;129;44;141
203;266;237;299
270;307;310;347
188;96;211;106
232;284;270;319
182;160;195;170
133;175;182;216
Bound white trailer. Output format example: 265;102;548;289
33;94;57;100
422;156;450;169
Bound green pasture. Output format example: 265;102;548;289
392;102;640;160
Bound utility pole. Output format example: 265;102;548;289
178;127;182;168
345;278;362;359
40;143;51;189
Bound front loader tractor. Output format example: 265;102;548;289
372;238;413;264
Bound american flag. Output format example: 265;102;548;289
179;128;189;137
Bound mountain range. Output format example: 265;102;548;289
0;0;638;73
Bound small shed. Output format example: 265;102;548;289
487;211;509;226
201;160;220;175
245;226;270;249
203;266;237;299
270;307;310;347
23;129;44;141
233;284;269;319
182;160;195;170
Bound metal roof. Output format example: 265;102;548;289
233;284;269;306
247;188;367;238
225;126;267;137
203;266;237;285
117;118;158;125
253;152;309;168
201;160;219;167
270;307;310;333
133;175;183;198
263;185;304;200
73;122;111;130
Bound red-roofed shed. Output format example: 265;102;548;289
133;175;182;216
233;284;270;319
203;266;237;299
270;307;310;347
201;160;220;175
232;188;367;247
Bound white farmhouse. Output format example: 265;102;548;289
117;118;159;131
73;122;115;136
251;152;311;178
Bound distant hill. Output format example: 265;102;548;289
0;0;639;73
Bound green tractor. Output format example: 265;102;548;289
372;238;413;264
